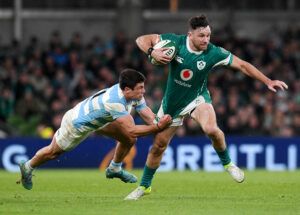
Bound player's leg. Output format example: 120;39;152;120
98;121;136;162
191;103;244;183
141;126;178;187
18;136;65;190
30;137;65;168
17;109;86;190
98;121;138;183
125;126;178;200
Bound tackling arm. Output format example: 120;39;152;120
116;114;172;138
230;55;288;92
138;106;156;125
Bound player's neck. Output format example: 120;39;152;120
188;38;205;53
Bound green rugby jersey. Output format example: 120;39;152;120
160;33;233;118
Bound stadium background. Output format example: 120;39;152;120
0;0;299;172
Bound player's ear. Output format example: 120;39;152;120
124;86;132;93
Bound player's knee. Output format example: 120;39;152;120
45;146;63;160
48;152;59;160
49;150;61;160
203;125;221;137
150;136;169;156
118;135;137;148
150;143;167;156
127;137;137;146
157;134;171;146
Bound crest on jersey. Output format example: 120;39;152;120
197;61;206;70
180;69;193;81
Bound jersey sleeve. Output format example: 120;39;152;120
211;46;233;68
134;97;147;112
104;101;129;120
160;33;181;47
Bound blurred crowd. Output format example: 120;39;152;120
0;27;299;138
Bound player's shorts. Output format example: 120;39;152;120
54;109;91;151
155;95;208;126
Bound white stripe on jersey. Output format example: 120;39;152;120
212;54;232;68
83;99;90;115
102;86;126;113
102;87;110;103
92;96;100;110
104;102;126;113
118;86;123;97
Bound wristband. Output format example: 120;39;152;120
147;47;154;57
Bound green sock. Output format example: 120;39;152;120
140;165;157;188
216;148;231;166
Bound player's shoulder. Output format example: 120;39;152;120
104;84;125;103
206;43;230;55
206;42;217;52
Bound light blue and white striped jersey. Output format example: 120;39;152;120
71;84;147;133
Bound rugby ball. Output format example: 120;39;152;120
149;40;177;65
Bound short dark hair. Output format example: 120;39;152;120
188;15;209;30
119;68;146;90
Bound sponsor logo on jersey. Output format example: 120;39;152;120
197;61;206;70
174;79;192;88
175;56;184;64
180;69;193;81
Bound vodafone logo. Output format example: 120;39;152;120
180;69;193;81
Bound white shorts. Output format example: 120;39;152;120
54;109;90;151
155;95;206;126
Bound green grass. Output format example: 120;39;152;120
0;170;299;215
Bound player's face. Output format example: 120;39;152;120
189;26;211;51
129;82;145;100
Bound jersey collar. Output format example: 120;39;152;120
186;37;203;55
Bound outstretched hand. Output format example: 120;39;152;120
267;80;288;92
151;48;172;65
157;114;172;131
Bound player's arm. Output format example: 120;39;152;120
230;55;288;92
133;97;155;125
115;114;172;138
136;34;160;53
137;106;156;125
136;34;171;64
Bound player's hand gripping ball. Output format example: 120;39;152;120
149;40;177;65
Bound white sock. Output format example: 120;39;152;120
108;161;122;172
25;160;34;173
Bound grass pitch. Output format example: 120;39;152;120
0;169;299;215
